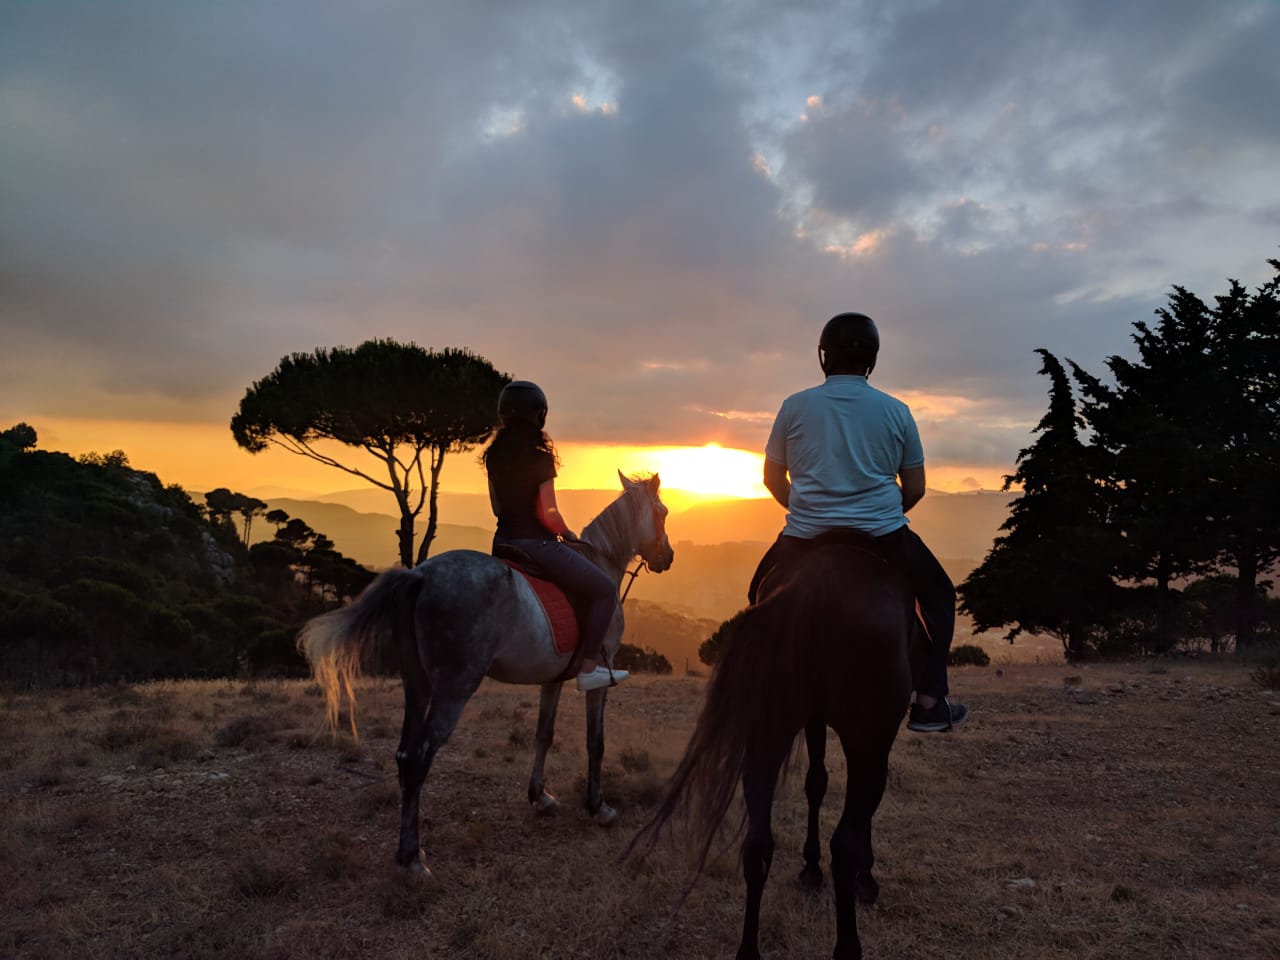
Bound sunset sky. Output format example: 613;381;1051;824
4;2;1278;503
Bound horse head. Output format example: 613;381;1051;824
619;470;674;573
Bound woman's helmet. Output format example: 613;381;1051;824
497;380;548;428
819;312;879;375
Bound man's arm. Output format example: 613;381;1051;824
899;465;926;513
764;459;790;509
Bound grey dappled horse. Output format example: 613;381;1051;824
299;472;674;876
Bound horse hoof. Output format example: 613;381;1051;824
798;865;824;891
855;871;879;905
593;802;618;827
398;849;435;881
409;859;435;882
531;792;559;816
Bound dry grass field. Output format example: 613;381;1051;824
3;660;1278;959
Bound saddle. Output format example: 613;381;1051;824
493;544;582;656
748;529;889;605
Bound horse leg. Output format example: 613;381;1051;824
583;686;616;825
394;688;472;875
737;745;786;960
394;649;432;872
527;680;563;815
829;750;890;960
799;715;828;891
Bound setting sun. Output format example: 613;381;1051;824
571;442;769;502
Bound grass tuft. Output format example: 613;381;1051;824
1249;660;1280;690
232;856;295;898
214;713;283;749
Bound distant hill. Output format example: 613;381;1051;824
250;486;623;534
262;488;1014;623
667;489;1013;558
262;498;494;569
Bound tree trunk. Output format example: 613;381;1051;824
1065;622;1087;662
414;448;446;566
1152;552;1176;654
397;512;415;568
1234;533;1258;652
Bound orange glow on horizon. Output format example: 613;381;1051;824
21;417;1013;505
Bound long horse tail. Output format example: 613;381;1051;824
297;565;426;740
627;584;823;876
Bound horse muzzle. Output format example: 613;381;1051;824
645;538;675;574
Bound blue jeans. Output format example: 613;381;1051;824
497;537;617;663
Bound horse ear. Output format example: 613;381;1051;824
618;469;633;489
649;473;660;492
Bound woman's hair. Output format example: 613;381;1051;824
480;419;559;470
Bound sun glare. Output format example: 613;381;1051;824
615;443;768;501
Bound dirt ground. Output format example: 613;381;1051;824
3;660;1278;959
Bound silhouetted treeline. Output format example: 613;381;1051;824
0;425;373;686
960;260;1280;660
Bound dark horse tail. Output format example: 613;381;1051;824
627;543;907;878
297;566;426;739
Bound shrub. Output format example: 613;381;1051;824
1250;661;1280;691
615;642;672;674
949;643;991;667
699;609;748;667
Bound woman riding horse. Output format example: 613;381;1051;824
483;380;626;692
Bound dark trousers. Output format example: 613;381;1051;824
497;536;617;663
749;526;956;699
875;526;955;699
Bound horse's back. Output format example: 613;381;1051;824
792;543;913;741
414;549;572;684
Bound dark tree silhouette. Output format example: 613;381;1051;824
959;350;1119;660
1199;262;1280;648
1073;260;1280;651
231;340;510;566
203;489;267;546
1;422;37;451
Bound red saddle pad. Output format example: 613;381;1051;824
500;561;579;655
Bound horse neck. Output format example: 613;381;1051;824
581;493;640;582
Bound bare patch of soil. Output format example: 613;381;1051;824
3;663;1277;959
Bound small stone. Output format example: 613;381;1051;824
1234;903;1250;911
1007;877;1036;890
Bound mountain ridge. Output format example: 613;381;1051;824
259;488;1014;623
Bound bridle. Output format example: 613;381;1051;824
619;483;671;604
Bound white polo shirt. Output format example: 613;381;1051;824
765;375;924;538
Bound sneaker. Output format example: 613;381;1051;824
907;697;968;732
577;665;629;691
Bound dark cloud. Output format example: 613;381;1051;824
2;0;1276;477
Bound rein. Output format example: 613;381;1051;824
619;560;646;604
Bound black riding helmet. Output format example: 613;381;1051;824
819;312;879;376
497;380;548;428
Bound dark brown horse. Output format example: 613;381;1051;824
630;534;912;960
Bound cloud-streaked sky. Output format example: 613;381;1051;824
4;1;1278;495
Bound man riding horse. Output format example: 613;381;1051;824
753;312;969;732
